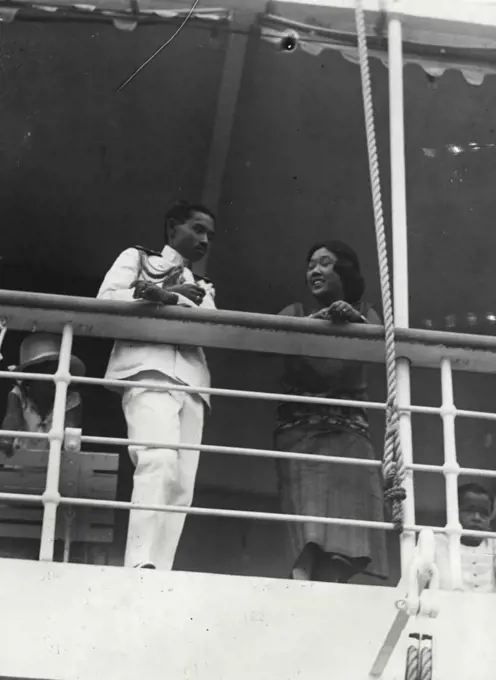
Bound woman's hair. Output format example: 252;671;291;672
306;240;365;304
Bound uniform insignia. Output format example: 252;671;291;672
194;274;212;285
133;246;162;258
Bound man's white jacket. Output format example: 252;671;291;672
97;244;215;405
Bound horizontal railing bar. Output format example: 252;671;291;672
60;496;393;529
0;429;493;477
0;430;493;477
0;437;450;473
4;367;496;422
80;434;384;466
0;368;392;411
0;489;393;529
458;527;496;540
0;370;450;415
73;375;387;410
0;370;55;382
6;366;496;423
0;492;43;504
3;290;496;373
78;436;496;478
457;466;496;479
6;369;496;424
1;488;496;540
456;408;496;422
0;430;49;441
0;489;495;540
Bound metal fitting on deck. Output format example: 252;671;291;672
41;490;61;506
444;522;462;537
48;429;64;443
64;428;82;453
416;589;439;619
440;405;457;418
395;529;440;618
442;462;460;476
54;370;71;385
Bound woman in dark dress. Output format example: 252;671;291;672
275;240;388;583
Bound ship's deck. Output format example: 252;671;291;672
0;558;492;680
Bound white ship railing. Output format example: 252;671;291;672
0;295;494;590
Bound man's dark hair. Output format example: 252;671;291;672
164;200;215;243
458;482;494;507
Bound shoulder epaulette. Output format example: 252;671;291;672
133;245;163;258
194;274;212;285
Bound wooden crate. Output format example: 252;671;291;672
0;449;118;546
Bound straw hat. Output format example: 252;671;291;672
13;333;86;376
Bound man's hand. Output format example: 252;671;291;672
167;283;206;305
134;282;178;305
310;301;363;324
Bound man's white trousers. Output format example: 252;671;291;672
122;375;204;570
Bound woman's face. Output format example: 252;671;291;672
306;247;344;301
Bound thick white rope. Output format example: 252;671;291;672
354;0;406;528
419;646;433;680
405;645;420;680
404;638;433;680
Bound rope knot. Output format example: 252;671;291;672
384;486;407;504
385;398;397;419
384;474;406;532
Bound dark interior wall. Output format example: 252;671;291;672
0;21;227;274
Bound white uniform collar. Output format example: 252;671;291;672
161;244;189;268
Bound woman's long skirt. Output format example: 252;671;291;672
275;426;388;579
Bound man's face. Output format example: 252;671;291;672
168;211;215;263
459;491;492;532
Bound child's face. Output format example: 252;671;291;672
459;492;493;532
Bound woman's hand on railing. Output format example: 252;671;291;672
310;301;365;324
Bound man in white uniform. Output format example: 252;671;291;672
97;200;216;570
434;483;496;592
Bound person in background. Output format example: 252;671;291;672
434;482;496;592
0;333;84;457
275;240;388;583
97;200;216;571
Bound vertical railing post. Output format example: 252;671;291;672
440;357;463;590
39;323;73;562
388;9;416;577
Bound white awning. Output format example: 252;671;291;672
1;0;495;81
0;0;231;31
259;0;496;85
